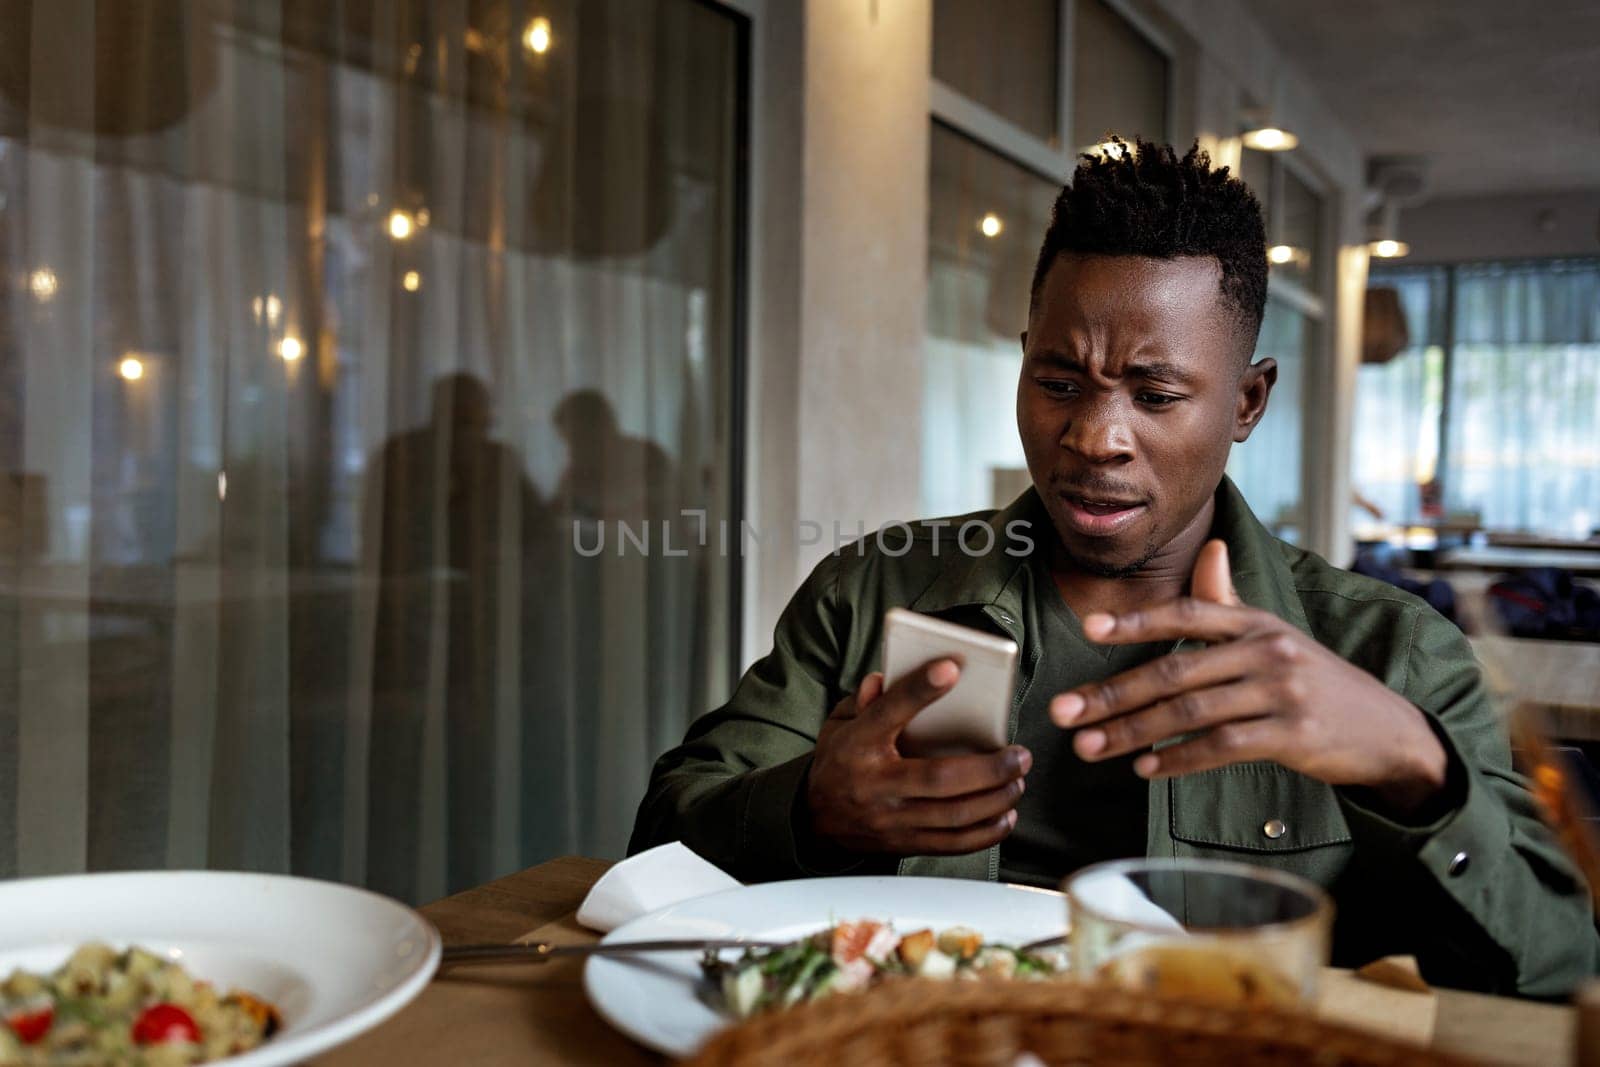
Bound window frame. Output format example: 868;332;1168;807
931;0;1176;183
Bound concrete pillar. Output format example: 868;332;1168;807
743;0;932;661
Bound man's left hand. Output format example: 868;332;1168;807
1050;540;1450;816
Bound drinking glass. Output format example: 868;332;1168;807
1064;858;1333;1008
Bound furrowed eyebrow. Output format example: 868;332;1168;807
1030;348;1200;388
1029;348;1083;371
1125;360;1201;387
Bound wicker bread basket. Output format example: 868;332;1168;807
683;978;1478;1067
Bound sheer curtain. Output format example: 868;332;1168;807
0;0;740;903
1448;259;1600;535
1352;267;1448;525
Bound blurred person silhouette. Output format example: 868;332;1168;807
552;389;675;523
364;372;557;900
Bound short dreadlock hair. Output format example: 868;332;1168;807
1030;138;1268;356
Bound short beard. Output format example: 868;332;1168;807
1058;539;1162;580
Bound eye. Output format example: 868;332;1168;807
1136;391;1183;408
1036;379;1078;398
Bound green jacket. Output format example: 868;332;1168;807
631;479;1599;996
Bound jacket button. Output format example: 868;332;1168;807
1263;819;1286;840
1448;850;1470;876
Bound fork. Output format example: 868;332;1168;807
438;932;1067;971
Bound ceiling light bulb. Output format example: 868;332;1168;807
118;356;144;381
388;210;414;240
1267;244;1298;265
402;270;422;292
1241;126;1299;152
524;17;552;54
29;267;58;302
279;336;305;361
1368;239;1409;259
979;213;1003;238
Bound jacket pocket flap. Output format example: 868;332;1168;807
1169;761;1353;853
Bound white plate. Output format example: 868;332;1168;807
0;870;440;1065
583;876;1067;1057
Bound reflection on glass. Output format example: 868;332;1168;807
0;0;741;901
924;123;1059;517
1241;150;1323;294
1277;166;1322;291
933;0;1060;143
1071;0;1168;150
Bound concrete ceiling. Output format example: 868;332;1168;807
1243;0;1600;198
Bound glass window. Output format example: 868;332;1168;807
1355;260;1600;537
1227;299;1312;540
1276;166;1323;291
1070;0;1168;149
1243;151;1324;294
933;0;1061;143
924;124;1059;516
0;0;743;898
1239;146;1271;204
1351;268;1449;528
1447;260;1600;535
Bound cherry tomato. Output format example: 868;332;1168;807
132;1003;201;1045
830;920;885;964
6;1005;53;1044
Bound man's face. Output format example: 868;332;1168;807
1017;253;1273;576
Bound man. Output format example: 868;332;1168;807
629;141;1598;996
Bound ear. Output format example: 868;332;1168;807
1019;330;1029;354
1232;358;1276;443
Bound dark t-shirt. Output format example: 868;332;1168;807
998;552;1164;888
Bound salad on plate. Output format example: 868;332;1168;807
706;919;1068;1019
1;943;281;1066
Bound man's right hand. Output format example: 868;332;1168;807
804;659;1032;856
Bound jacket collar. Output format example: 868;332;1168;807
909;476;1313;636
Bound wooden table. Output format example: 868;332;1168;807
1469;636;1600;741
1487;533;1600;552
1438;545;1600;577
317;856;1577;1066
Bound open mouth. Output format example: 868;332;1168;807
1059;492;1147;535
1073;496;1140;516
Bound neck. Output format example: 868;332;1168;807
1049;496;1216;619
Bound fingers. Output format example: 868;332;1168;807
856;671;884;707
1128;718;1280;779
1081;597;1269;647
1190;539;1238;605
1051;635;1285;727
828;671;885;721
894;746;1032;799
864;657;960;733
893;777;1025;830
898;810;1019;856
1071;680;1281;762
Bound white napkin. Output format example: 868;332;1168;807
575;842;742;933
1085;873;1187;933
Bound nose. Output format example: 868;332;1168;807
1059;396;1134;465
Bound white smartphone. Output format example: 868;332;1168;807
881;607;1020;758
